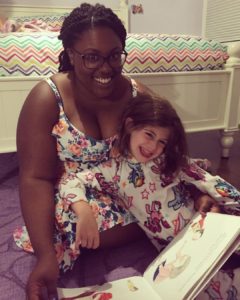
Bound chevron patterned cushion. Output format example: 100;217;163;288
0;32;228;77
123;33;229;73
0;32;61;76
12;14;68;31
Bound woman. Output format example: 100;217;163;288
15;3;219;299
15;3;149;299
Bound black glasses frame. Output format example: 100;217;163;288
72;48;128;69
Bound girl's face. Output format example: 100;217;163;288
69;27;124;99
129;125;170;163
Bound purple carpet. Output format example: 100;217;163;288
0;153;158;299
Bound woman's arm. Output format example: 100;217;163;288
17;80;60;299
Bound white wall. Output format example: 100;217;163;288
0;0;120;7
128;0;203;35
1;0;203;35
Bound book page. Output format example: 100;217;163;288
58;276;161;300
143;213;240;300
186;235;240;300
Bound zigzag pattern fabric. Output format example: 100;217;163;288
0;32;229;77
123;33;229;73
12;14;67;31
0;33;62;76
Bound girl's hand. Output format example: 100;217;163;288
72;201;100;250
194;194;221;214
26;252;59;300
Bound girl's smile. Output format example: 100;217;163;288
129;125;170;163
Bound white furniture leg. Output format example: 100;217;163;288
220;130;235;158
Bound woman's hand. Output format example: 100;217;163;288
194;194;221;214
26;253;59;300
72;201;100;250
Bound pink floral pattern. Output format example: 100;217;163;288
14;77;137;272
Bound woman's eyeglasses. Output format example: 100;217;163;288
72;49;128;69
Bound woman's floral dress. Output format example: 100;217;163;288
14;77;137;273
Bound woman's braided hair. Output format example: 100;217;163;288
58;3;127;72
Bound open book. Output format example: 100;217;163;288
58;212;240;300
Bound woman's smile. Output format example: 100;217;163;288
94;76;112;85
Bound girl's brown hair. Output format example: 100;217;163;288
116;93;188;176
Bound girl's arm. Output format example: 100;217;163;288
59;161;119;249
59;171;100;249
180;159;240;214
59;160;118;208
71;200;99;249
59;171;91;206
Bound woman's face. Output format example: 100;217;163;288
69;27;124;99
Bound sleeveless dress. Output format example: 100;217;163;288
14;77;138;273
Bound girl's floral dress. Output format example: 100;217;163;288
14;77;137;273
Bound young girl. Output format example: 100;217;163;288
58;94;240;255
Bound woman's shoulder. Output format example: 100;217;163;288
25;78;57;108
20;76;62;127
27;72;69;99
